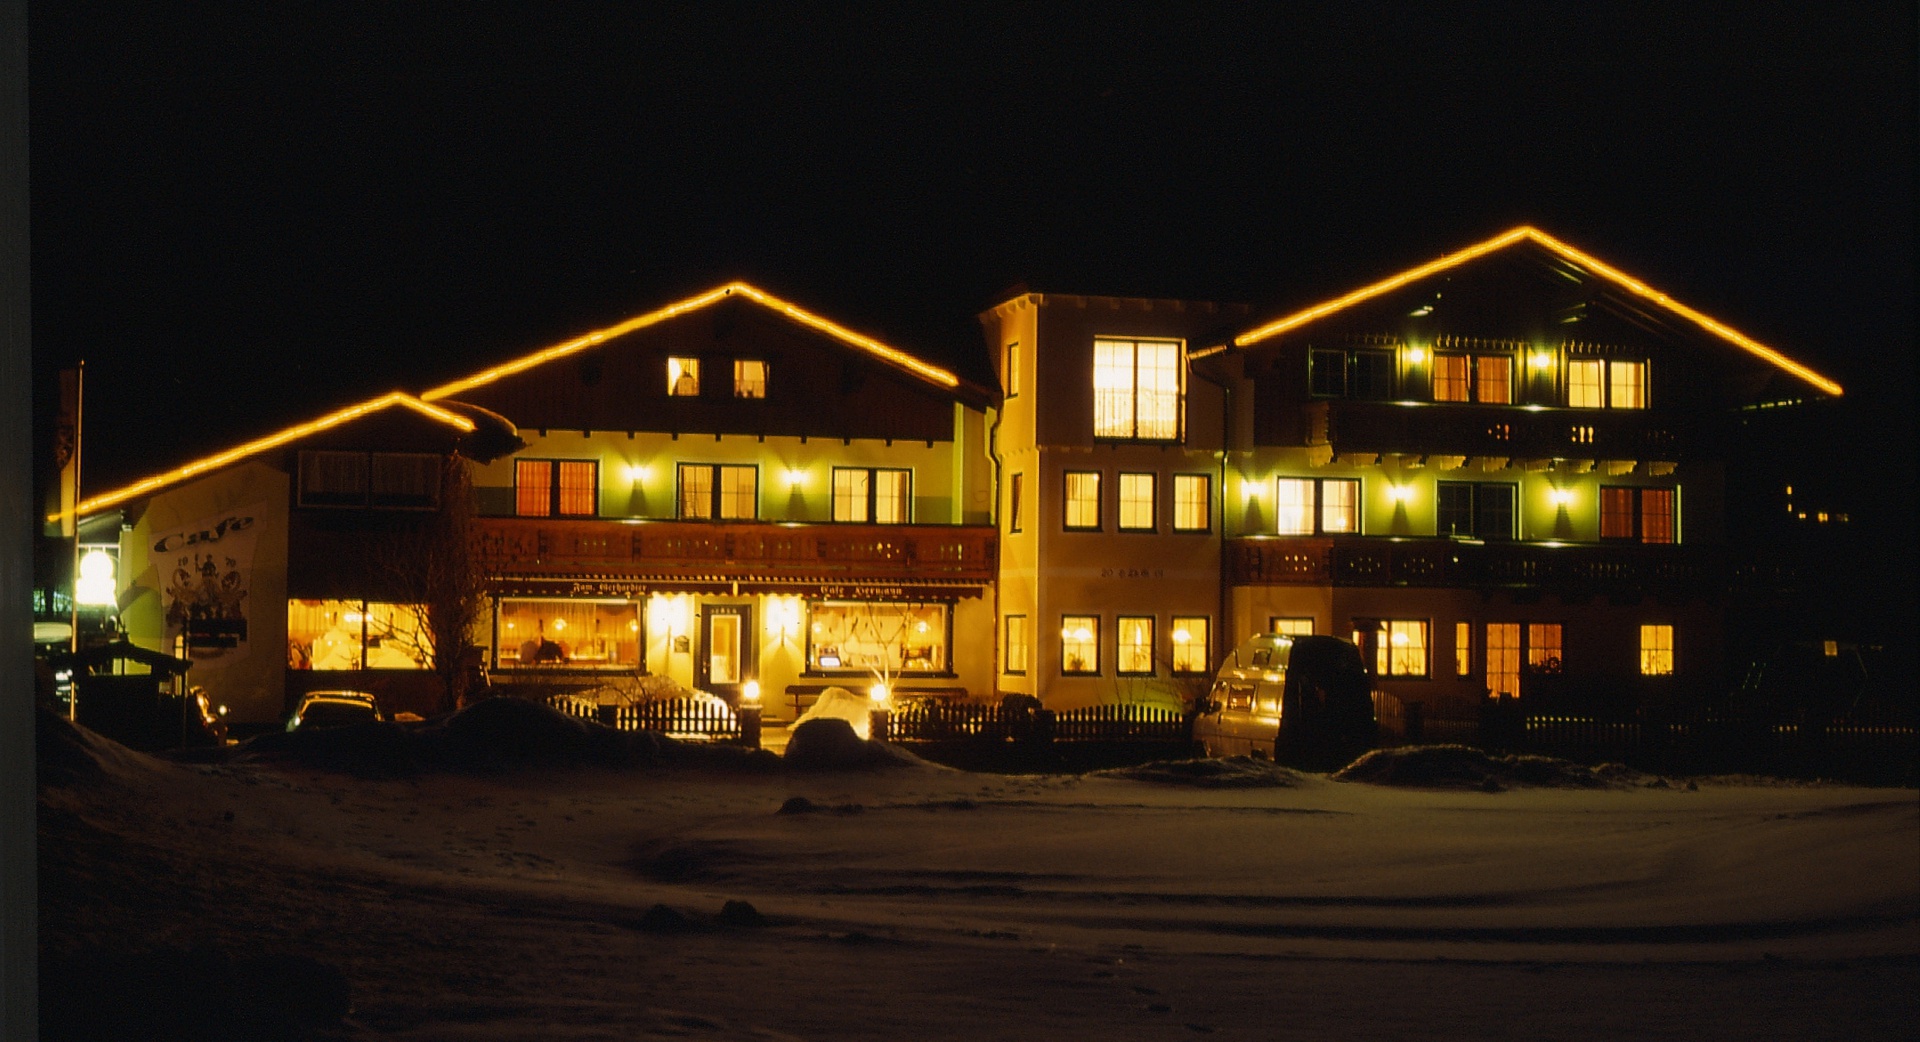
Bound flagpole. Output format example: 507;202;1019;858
67;361;83;717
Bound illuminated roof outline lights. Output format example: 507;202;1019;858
1222;226;1842;397
51;392;476;523
422;281;960;401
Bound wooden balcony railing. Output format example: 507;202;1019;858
1304;400;1691;461
472;516;997;584
1226;534;1719;592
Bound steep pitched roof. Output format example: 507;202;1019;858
1217;226;1842;397
421;281;962;402
51;392;476;524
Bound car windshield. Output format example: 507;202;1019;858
299;701;377;728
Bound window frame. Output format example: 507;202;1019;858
1063;470;1103;532
803;600;953;676
1092;337;1185;441
1172;473;1211;533
1270;617;1314;637
514;458;599;518
1435;480;1516;540
1275;477;1361;535
677;463;759;521
832;467;912;524
1004;341;1021;397
667;356;701;397
1117;472;1157;532
1171;615;1210;674
1639;623;1675;676
1009;472;1025;533
1600;486;1678;544
1375;619;1430;678
1060;614;1100;676
298;450;442;510
1568;358;1650;409
732;359;768;399
1116;615;1156;676
1003;614;1028;675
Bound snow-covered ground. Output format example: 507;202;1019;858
38;708;1920;1041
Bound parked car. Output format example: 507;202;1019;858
287;690;383;732
1192;633;1376;769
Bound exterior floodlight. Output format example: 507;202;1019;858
742;680;761;704
75;548;117;607
1551;488;1574;507
1404;347;1428;363
870;682;890;704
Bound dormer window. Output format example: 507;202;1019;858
667;357;701;397
1093;337;1183;440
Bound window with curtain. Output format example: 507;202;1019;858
1117;616;1155;674
1118;473;1156;531
1171;616;1209;674
1173;474;1210;532
1064;471;1101;530
1060;615;1099;674
515;459;598;517
833;468;911;524
1639;624;1675;675
1093;337;1183;439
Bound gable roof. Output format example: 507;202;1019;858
1217;226;1842;397
421;281;962;402
51;392;476;524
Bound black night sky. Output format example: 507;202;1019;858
30;6;1914;528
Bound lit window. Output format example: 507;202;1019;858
1004;342;1021;397
286;599;433;671
1004;615;1028;675
833;468;911;524
1118;473;1156;531
1436;481;1515;540
1276;477;1360;535
493;598;642;671
807;601;949;673
1601;487;1677;543
1640;624;1675;676
1433;354;1511;404
1526;624;1564;675
1375;620;1429;678
1608;361;1646;409
678;464;757;520
1568;359;1603;408
733;359;767;399
668;357;701;396
1486;623;1521;697
1064;471;1101;530
1173;474;1211;532
1270;617;1314;637
515;459;597;517
1454;621;1472;678
1434;354;1470;402
1061;615;1099;674
1009;472;1025;533
1093;338;1183;440
1568;358;1648;409
1117;616;1155;675
1171;616;1209;674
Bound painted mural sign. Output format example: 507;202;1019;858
154;504;262;665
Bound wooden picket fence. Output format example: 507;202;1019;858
550;694;743;742
888;700;1187;743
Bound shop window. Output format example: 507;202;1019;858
515;459;598;517
298;451;441;509
1093;337;1183;440
1118;473;1156;531
678;463;758;520
733;359;767;399
1117;616;1155;675
1601;487;1677;543
1640;624;1675;676
1064;471;1102;530
833;468;911;524
1171;616;1209;674
1375;619;1429;678
806;601;949;674
1568;358;1648;409
1436;481;1515;540
1173;474;1210;532
668;357;701;396
1271;617;1314;637
287;599;431;671
495;598;642;670
1004;614;1028;675
1276;477;1359;535
1061;615;1099;675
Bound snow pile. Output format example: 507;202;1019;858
1334;744;1649;790
36;705;169;789
782;718;925;770
789;686;876;739
1091;755;1312;788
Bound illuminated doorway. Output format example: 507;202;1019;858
698;604;754;699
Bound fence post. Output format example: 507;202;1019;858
738;704;762;750
1404;701;1425;744
869;707;891;743
595;704;619;729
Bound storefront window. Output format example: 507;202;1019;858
495;598;642;670
287;599;432;671
806;601;949;674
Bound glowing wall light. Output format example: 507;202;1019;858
1550;487;1575;507
75;549;117;607
1388;484;1412;504
1404;346;1428;364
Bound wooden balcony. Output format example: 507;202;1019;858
471;516;998;589
1302;400;1691;462
1226;534;1720;593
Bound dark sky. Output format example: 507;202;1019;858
30;5;1915;498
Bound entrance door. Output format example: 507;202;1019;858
698;604;754;699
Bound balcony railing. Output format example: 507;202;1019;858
1304;400;1690;461
472;516;997;584
1226;534;1719;592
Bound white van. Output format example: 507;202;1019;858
1192;633;1376;768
